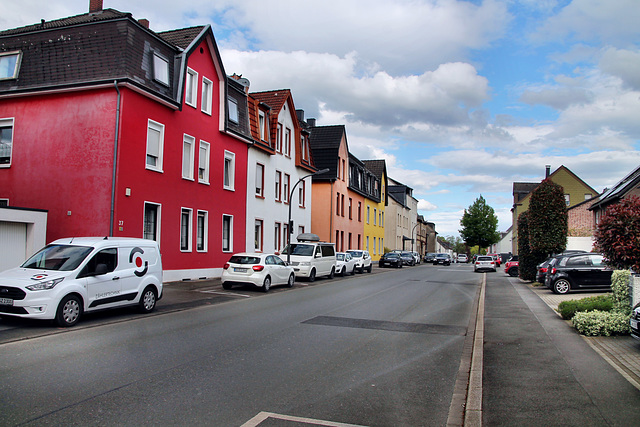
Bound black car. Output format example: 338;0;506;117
536;250;586;283
424;253;437;263
379;252;403;268
433;253;451;266
545;252;612;294
400;251;416;266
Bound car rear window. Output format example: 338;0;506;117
228;256;260;265
477;256;493;261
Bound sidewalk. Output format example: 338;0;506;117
529;283;640;390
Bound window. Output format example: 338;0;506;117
0;199;7;207
143;203;160;242
196;211;208;252
298;225;305;236
146;120;164;171
299;180;306;207
283;223;289;247
565;194;570;206
366;236;370;251
341;194;345;217
182;134;195;180
284;128;291;156
337;158;341;180
153;53;169;86
301;134;308;160
274;222;281;251
0;51;21;80
222;215;233;252
201;77;212;115
585;193;592;200
342;159;345;181
180;208;193;251
380;211;384;227
349;198;352;219
228;97;239;123
185;68;198;107
367;206;370;224
374;208;377;225
284;174;290;204
255;219;263;252
276;123;282;153
259;111;268;141
224;151;235;190
0;118;14;166
255;163;264;197
358;202;362;222
336;193;340;215
198;141;210;184
275;171;282;201
373;237;376;255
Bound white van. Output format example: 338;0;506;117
0;237;163;327
281;233;336;282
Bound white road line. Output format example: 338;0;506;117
198;290;252;298
241;411;368;427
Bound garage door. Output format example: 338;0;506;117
0;221;27;272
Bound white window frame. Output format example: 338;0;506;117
0;51;22;81
259;111;268;141
182;134;195;180
143;202;161;243
223;151;235;191
299;180;305;208
228;97;239;123
153;53;169;86
198;140;210;184
185;67;198;108
274;222;281;252
180;208;193;252
275;171;282;202
196;210;208;252
255;219;263;252
201;76;212;115
283;173;290;204
146;119;164;172
222;214;233;253
276;123;282;153
284;128;291;157
256;163;265;197
0;117;14;167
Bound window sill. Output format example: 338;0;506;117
145;166;164;173
255;195;265;199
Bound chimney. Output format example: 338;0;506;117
545;165;551;178
138;19;150;29
308;118;316;127
296;109;305;123
89;0;103;13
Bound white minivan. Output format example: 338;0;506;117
0;237;163;327
281;233;336;282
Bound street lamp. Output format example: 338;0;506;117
411;222;419;253
286;168;330;265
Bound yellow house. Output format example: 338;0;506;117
362;160;387;261
511;165;598;254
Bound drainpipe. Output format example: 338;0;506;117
109;80;121;236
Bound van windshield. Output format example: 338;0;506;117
281;244;314;256
22;245;94;271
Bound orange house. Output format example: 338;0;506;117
308;125;364;251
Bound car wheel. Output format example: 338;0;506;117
351;266;356;275
308;269;316;282
55;294;82;327
262;276;271;292
508;267;518;277
367;264;372;273
553;278;571;294
287;274;295;288
222;282;232;290
328;267;335;279
138;286;157;313
399;262;403;268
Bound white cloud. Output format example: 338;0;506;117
418;199;438;211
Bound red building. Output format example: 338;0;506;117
0;2;250;280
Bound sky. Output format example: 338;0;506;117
3;0;640;238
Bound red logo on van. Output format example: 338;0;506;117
129;247;148;277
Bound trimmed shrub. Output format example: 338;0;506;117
611;269;631;315
572;310;631;336
558;294;613;320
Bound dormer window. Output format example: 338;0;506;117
153;53;169;86
0;51;21;80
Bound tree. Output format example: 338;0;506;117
595;196;640;272
442;235;467;254
528;179;568;255
517;210;539;281
459;195;500;249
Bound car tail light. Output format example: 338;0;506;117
252;265;265;271
223;263;230;270
541;267;547;273
551;267;556;274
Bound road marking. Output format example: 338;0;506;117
198;290;251;298
241;411;368;427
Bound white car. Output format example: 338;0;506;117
412;252;421;264
336;252;357;276
457;254;469;263
222;253;295;292
474;255;496;272
346;250;372;273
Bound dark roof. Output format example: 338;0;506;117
589;165;640;210
309;125;345;180
362;159;386;181
157;26;205;49
0;9;130;36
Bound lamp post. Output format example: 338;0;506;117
411;222;419;253
286;168;330;265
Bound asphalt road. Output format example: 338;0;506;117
0;263;480;426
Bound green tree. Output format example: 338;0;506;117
595;196;640;272
517;210;538;281
528;179;568;255
459;195;500;249
442;235;467;254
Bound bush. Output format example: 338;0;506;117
572;310;631;336
558;294;613;320
611;269;631;315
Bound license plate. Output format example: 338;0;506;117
234;268;247;273
0;297;13;306
631;319;638;330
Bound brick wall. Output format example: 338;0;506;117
568;199;596;237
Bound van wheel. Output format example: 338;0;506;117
222;282;232;290
308;269;316;282
139;286;157;313
287;274;295;288
55;294;82;327
367;264;372;273
351;266;356;275
328;267;335;279
262;276;271;292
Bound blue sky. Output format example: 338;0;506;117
3;0;640;237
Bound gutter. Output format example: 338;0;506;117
109;80;121;236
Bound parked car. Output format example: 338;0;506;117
281;234;336;281
346;250;372;273
424;253;437;263
504;256;519;277
536;251;587;283
379;252;403;268
474;255;496;272
630;306;640;340
433;253;451;266
545;252;612;294
400;251;416;266
0;237;163;327
412;252;421;264
222;253;295;292
487;253;501;267
336;252;357;276
457;254;469;263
